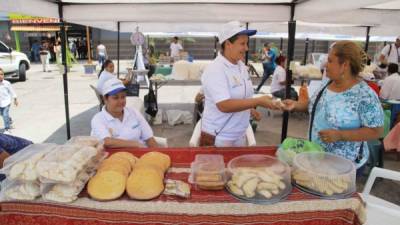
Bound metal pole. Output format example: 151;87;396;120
117;21;120;78
303;38;309;65
364;26;371;53
281;4;296;143
245;22;249;65
86;26;92;64
58;2;71;139
213;36;218;58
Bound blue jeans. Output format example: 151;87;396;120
256;62;275;91
98;54;106;66
0;105;11;130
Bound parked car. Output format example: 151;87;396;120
0;40;30;81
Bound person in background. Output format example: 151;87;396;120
0;68;18;134
379;36;400;67
380;63;400;100
39;41;50;72
170;36;183;58
281;40;384;170
97;43;107;67
270;55;298;100
54;40;62;64
255;43;276;92
91;78;158;148
200;21;278;147
97;60;129;92
30;40;40;63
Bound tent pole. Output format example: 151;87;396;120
303;38;309;65
364;26;371;53
214;36;218;59
117;21;120;78
86;26;92;64
281;3;296;143
245;22;249;65
58;2;71;140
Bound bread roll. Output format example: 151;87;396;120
139;152;171;172
109;152;138;168
126;165;164;200
87;170;126;201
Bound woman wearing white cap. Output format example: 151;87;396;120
91;78;158;148
200;21;278;147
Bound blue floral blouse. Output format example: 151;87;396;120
308;80;384;165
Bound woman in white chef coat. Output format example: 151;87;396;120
200;21;278;147
91;78;158;148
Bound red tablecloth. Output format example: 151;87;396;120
0;146;365;225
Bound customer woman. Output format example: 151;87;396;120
282;41;384;168
91;78;158;148
97;59;129;92
200;21;278;147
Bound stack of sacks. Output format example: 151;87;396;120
1;144;57;200
171;60;190;80
293;64;322;79
126;152;171;200
188;61;210;80
88;152;137;201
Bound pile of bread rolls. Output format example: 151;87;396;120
88;151;170;201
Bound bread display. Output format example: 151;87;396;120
292;152;356;198
126;165;164;200
5;182;41;200
138;151;171;172
227;167;288;199
87;170;127;201
109;152;138;168
226;154;291;202
37;145;101;183
189;154;227;191
9;151;49;182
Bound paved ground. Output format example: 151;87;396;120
2;60;399;205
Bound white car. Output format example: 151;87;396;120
0;40;30;81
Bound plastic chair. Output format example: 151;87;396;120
189;119;256;147
154;136;168;147
90;85;104;111
361;167;400;225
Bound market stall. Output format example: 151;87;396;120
0;145;365;225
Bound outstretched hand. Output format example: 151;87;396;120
281;99;297;111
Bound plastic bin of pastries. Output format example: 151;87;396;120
292;152;356;199
225;154;291;204
188;154;227;190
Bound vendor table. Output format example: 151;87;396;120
0;147;365;225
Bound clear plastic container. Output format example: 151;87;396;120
226;154;291;204
188;154;227;190
292;152;356;199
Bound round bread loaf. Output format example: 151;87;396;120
139;152;171;172
99;157;132;173
126;165;164;200
109;152;138;168
88;170;126;201
97;163;130;177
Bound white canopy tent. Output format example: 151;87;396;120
1;0;400;140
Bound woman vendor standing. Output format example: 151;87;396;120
200;21;278;147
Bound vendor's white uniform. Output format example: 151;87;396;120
97;70;115;91
91;107;153;145
381;44;400;65
201;54;253;147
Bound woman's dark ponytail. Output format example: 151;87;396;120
98;59;113;78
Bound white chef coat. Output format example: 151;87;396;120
201;54;253;141
381;44;400;64
91;107;153;145
170;42;183;57
380;73;400;100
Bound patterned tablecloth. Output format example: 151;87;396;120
0;146;366;225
